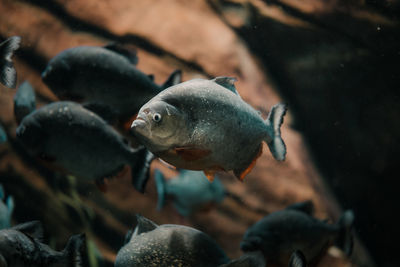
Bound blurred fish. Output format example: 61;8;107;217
131;77;287;181
41;44;182;126
0;123;7;144
115;215;229;267
0;184;14;229
240;201;354;266
220;251;266;267
221;250;305;267
13;81;36;124
155;169;225;217
0;221;85;267
15;101;153;193
0;36;20;89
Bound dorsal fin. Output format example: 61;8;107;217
212;77;240;96
286;200;314;215
12;221;44;241
103;43;138;65
133;215;158;236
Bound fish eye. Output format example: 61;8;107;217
152;113;162;122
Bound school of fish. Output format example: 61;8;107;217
0;35;356;267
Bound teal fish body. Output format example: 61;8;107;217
42;45;181;121
0;184;14;229
0;123;7;144
16;101;151;192
0;36;20;89
0;221;86;267
115;215;229;267
14;81;36;124
155;169;225;216
240;201;354;266
132;77;287;180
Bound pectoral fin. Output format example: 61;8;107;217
174;147;211;161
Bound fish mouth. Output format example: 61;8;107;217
131;116;150;137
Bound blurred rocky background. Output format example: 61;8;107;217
1;0;399;266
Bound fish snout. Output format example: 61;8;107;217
131;117;148;130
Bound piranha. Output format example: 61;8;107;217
0;221;86;267
13;81;36;124
0;36;20;89
16;101;153;193
41;44;182;126
131;77;287;181
155;169;225;217
0;123;7;144
115;215;229;267
240;201;355;266
0;184;14;229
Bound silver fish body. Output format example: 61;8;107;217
14;81;36;124
0;221;85;267
16;101;150;192
42;45;181;121
155;169;225;216
132;77;287;180
115;215;229;267
240;201;354;266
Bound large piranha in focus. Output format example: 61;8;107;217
131;77;287;181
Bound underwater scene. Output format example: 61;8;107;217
1;0;399;266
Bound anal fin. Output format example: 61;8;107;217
203;166;225;182
234;143;263;181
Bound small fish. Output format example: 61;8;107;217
16;101;153;193
0;221;85;267
0;184;14;229
240;201;354;266
0;36;21;89
131;77;287;181
41;44;182;125
115;215;229;267
0;123;7;144
155;169;225;217
13;81;36;124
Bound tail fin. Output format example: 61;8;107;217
130;147;155;193
289;250;307;267
264;103;287;161
335;210;355;257
63;233;87;267
0;36;21;88
154;169;167;211
162;69;182;89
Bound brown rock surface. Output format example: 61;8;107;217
1;0;397;266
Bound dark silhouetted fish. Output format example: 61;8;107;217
131;77;287;181
115;215;229;267
0;184;14;229
14;81;36;124
155;169;225;217
41;44;182;126
0;36;20;89
0;221;85;267
16;101;153;193
240;201;354;266
0;123;7;144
